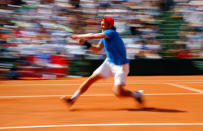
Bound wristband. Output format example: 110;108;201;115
84;41;91;49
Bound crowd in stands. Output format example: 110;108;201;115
0;0;203;60
0;0;203;79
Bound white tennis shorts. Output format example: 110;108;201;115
93;59;129;86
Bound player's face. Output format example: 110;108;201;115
101;20;111;30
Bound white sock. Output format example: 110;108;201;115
71;90;81;100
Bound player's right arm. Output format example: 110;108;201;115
79;39;103;53
89;42;104;53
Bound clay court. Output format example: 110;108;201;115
0;75;203;131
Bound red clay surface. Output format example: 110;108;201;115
0;75;203;131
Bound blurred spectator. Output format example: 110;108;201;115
0;0;203;78
177;49;200;58
160;0;175;11
68;0;80;8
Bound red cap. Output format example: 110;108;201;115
102;17;114;26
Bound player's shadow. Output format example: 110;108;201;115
70;107;186;113
126;107;186;113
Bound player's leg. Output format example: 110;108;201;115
113;84;133;97
61;59;112;106
113;84;144;104
61;73;103;106
111;63;144;104
72;73;103;100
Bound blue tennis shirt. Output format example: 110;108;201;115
100;29;130;65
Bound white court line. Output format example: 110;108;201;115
0;93;202;99
0;83;81;86
56;79;203;82
1;80;203;87
0;123;203;129
166;83;203;93
0;80;203;86
177;82;203;84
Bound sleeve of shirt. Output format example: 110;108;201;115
99;39;104;44
103;30;114;39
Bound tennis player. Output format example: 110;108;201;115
62;17;144;107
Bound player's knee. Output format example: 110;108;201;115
113;88;125;97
